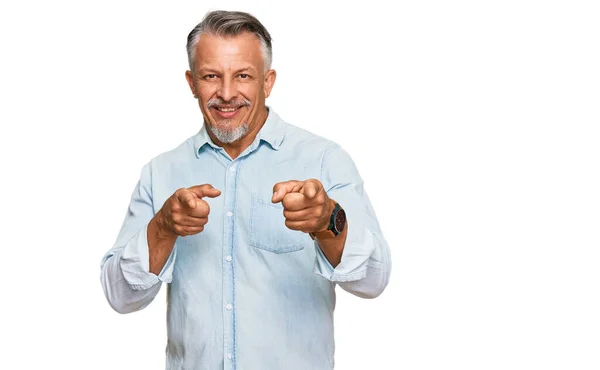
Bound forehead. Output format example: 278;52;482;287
194;33;264;70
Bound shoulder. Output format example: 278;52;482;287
145;134;198;170
280;120;341;156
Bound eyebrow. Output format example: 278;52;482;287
235;67;255;73
196;67;219;75
196;67;257;74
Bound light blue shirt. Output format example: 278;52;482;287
100;108;392;370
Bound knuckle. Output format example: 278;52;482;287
198;200;210;215
173;224;184;235
308;178;320;187
171;200;182;211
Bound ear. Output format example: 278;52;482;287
263;69;277;98
185;70;198;98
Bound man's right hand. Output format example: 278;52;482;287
148;184;221;275
155;184;222;239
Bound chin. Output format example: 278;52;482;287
209;121;249;144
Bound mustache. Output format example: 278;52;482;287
206;98;251;109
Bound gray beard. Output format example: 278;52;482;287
208;119;249;144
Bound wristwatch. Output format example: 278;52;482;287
309;201;346;239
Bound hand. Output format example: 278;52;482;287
157;184;221;238
271;179;334;233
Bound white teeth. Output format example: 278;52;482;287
217;107;236;112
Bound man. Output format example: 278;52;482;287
101;10;391;370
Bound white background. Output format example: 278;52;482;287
1;0;599;369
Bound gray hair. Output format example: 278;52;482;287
186;10;273;72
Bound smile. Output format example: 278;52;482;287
212;106;243;118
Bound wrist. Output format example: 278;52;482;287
310;199;345;240
311;228;337;241
316;199;336;233
151;210;178;241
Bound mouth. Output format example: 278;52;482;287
212;105;244;119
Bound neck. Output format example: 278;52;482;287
208;107;269;160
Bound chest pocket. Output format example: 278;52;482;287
249;196;310;254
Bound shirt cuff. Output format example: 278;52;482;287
313;229;375;282
119;224;176;290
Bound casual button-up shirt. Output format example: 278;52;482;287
100;108;392;370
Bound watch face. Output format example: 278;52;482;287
334;208;346;232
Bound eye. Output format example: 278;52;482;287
203;74;218;80
238;74;249;79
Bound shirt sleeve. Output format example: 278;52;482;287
100;162;177;313
313;145;392;298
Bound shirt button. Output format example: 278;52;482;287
227;353;233;360
226;303;233;311
225;255;232;262
227;211;233;217
230;167;236;173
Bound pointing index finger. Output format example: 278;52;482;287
300;179;322;199
188;184;222;199
272;180;301;203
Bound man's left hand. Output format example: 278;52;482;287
271;179;334;233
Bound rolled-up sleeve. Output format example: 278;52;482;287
100;163;177;313
313;145;392;298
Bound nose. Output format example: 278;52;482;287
217;78;238;102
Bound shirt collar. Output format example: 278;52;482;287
257;107;286;151
194;106;286;157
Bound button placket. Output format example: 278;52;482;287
222;159;241;369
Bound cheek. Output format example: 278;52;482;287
198;91;216;107
197;83;218;98
238;83;262;99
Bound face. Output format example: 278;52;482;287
185;33;276;144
